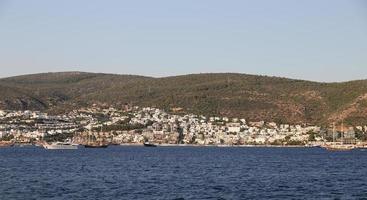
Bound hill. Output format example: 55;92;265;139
1;72;367;125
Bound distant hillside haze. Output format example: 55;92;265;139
1;72;367;125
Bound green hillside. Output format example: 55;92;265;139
1;72;367;125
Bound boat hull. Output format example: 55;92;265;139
323;144;355;151
143;143;157;147
44;145;78;149
43;144;78;150
84;145;108;148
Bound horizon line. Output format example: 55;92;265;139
1;70;366;84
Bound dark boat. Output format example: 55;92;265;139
84;144;109;148
143;142;157;147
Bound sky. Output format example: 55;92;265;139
0;0;366;82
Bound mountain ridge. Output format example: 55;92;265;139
1;72;367;125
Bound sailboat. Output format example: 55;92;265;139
323;121;355;151
84;126;109;148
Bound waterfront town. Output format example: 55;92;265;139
0;105;366;148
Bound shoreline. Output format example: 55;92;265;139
2;142;312;148
118;143;311;148
8;142;366;149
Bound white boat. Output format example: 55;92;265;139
322;122;356;151
43;142;78;150
323;144;355;151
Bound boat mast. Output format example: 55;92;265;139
88;129;91;145
332;122;336;143
341;120;344;144
100;125;103;144
88;124;93;145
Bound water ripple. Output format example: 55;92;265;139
1;146;367;199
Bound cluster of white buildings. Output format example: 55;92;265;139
118;107;323;145
0;106;365;145
0;110;79;142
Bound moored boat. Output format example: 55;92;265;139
143;142;157;147
323;144;355;151
0;141;14;148
84;127;110;148
43;142;78;150
84;143;109;148
322;122;356;151
353;144;367;151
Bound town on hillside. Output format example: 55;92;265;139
0;105;366;147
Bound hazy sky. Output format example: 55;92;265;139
0;0;366;82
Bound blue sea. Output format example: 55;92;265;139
1;146;367;199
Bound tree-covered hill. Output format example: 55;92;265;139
1;72;367;125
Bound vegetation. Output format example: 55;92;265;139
93;123;146;132
355;130;367;141
43;132;74;142
0;134;14;141
1;72;367;125
307;131;318;142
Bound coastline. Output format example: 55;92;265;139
0;142;313;149
7;142;366;149
118;143;310;148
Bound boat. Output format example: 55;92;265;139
84;144;109;148
16;143;33;147
355;144;367;151
0;141;14;148
324;144;356;151
43;142;78;150
143;142;157;147
322;122;356;151
34;141;44;147
84;129;109;148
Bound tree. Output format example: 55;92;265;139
308;132;316;142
